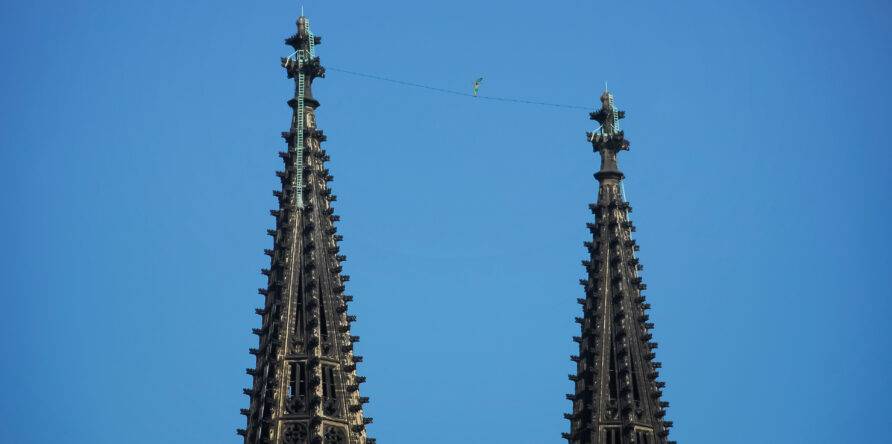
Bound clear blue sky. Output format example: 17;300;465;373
2;1;891;443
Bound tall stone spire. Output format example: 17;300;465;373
563;91;675;444
238;15;374;444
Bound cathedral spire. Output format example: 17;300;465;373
238;15;374;444
564;92;675;444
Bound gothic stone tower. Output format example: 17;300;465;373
563;91;675;444
238;15;374;444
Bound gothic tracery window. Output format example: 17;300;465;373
282;423;308;444
323;425;346;444
286;362;308;413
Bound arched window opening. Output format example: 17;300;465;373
288;362;308;399
322;365;336;400
297;362;307;397
604;427;621;444
288;363;296;398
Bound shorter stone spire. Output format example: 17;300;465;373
564;92;675;444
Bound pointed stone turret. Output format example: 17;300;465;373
563;91;675;444
239;15;374;444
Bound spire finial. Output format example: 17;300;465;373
301;5;304;17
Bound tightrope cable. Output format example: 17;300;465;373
327;67;592;111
